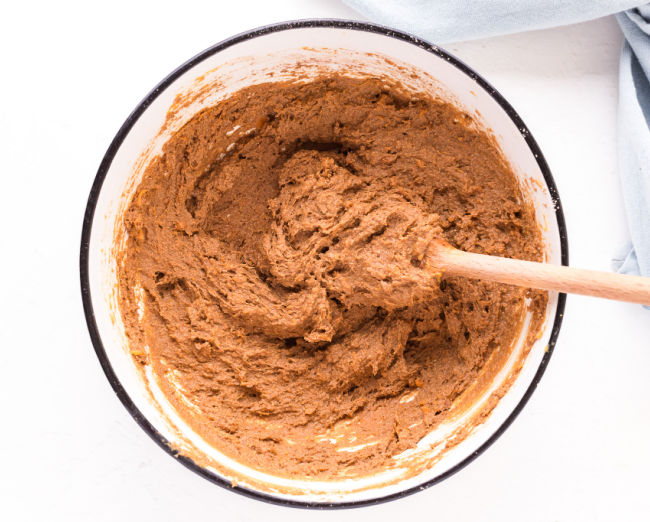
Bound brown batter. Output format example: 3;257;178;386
117;75;546;479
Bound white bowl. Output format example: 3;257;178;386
80;20;568;508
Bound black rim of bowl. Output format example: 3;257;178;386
80;18;568;510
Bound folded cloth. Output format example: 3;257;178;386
345;0;650;296
617;7;650;286
343;0;644;43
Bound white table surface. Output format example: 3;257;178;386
2;1;649;520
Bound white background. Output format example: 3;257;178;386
2;1;649;520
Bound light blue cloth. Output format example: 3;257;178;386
344;0;650;294
344;0;644;43
616;7;650;283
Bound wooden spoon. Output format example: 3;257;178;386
426;240;650;305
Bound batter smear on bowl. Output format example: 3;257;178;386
117;75;547;479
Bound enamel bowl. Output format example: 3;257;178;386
80;20;567;508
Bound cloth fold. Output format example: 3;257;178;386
617;7;650;282
344;0;644;43
344;0;650;293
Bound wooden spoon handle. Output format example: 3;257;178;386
428;242;650;305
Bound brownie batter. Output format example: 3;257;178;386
117;75;546;479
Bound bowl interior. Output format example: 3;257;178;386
85;23;563;505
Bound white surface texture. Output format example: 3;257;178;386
1;1;649;520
